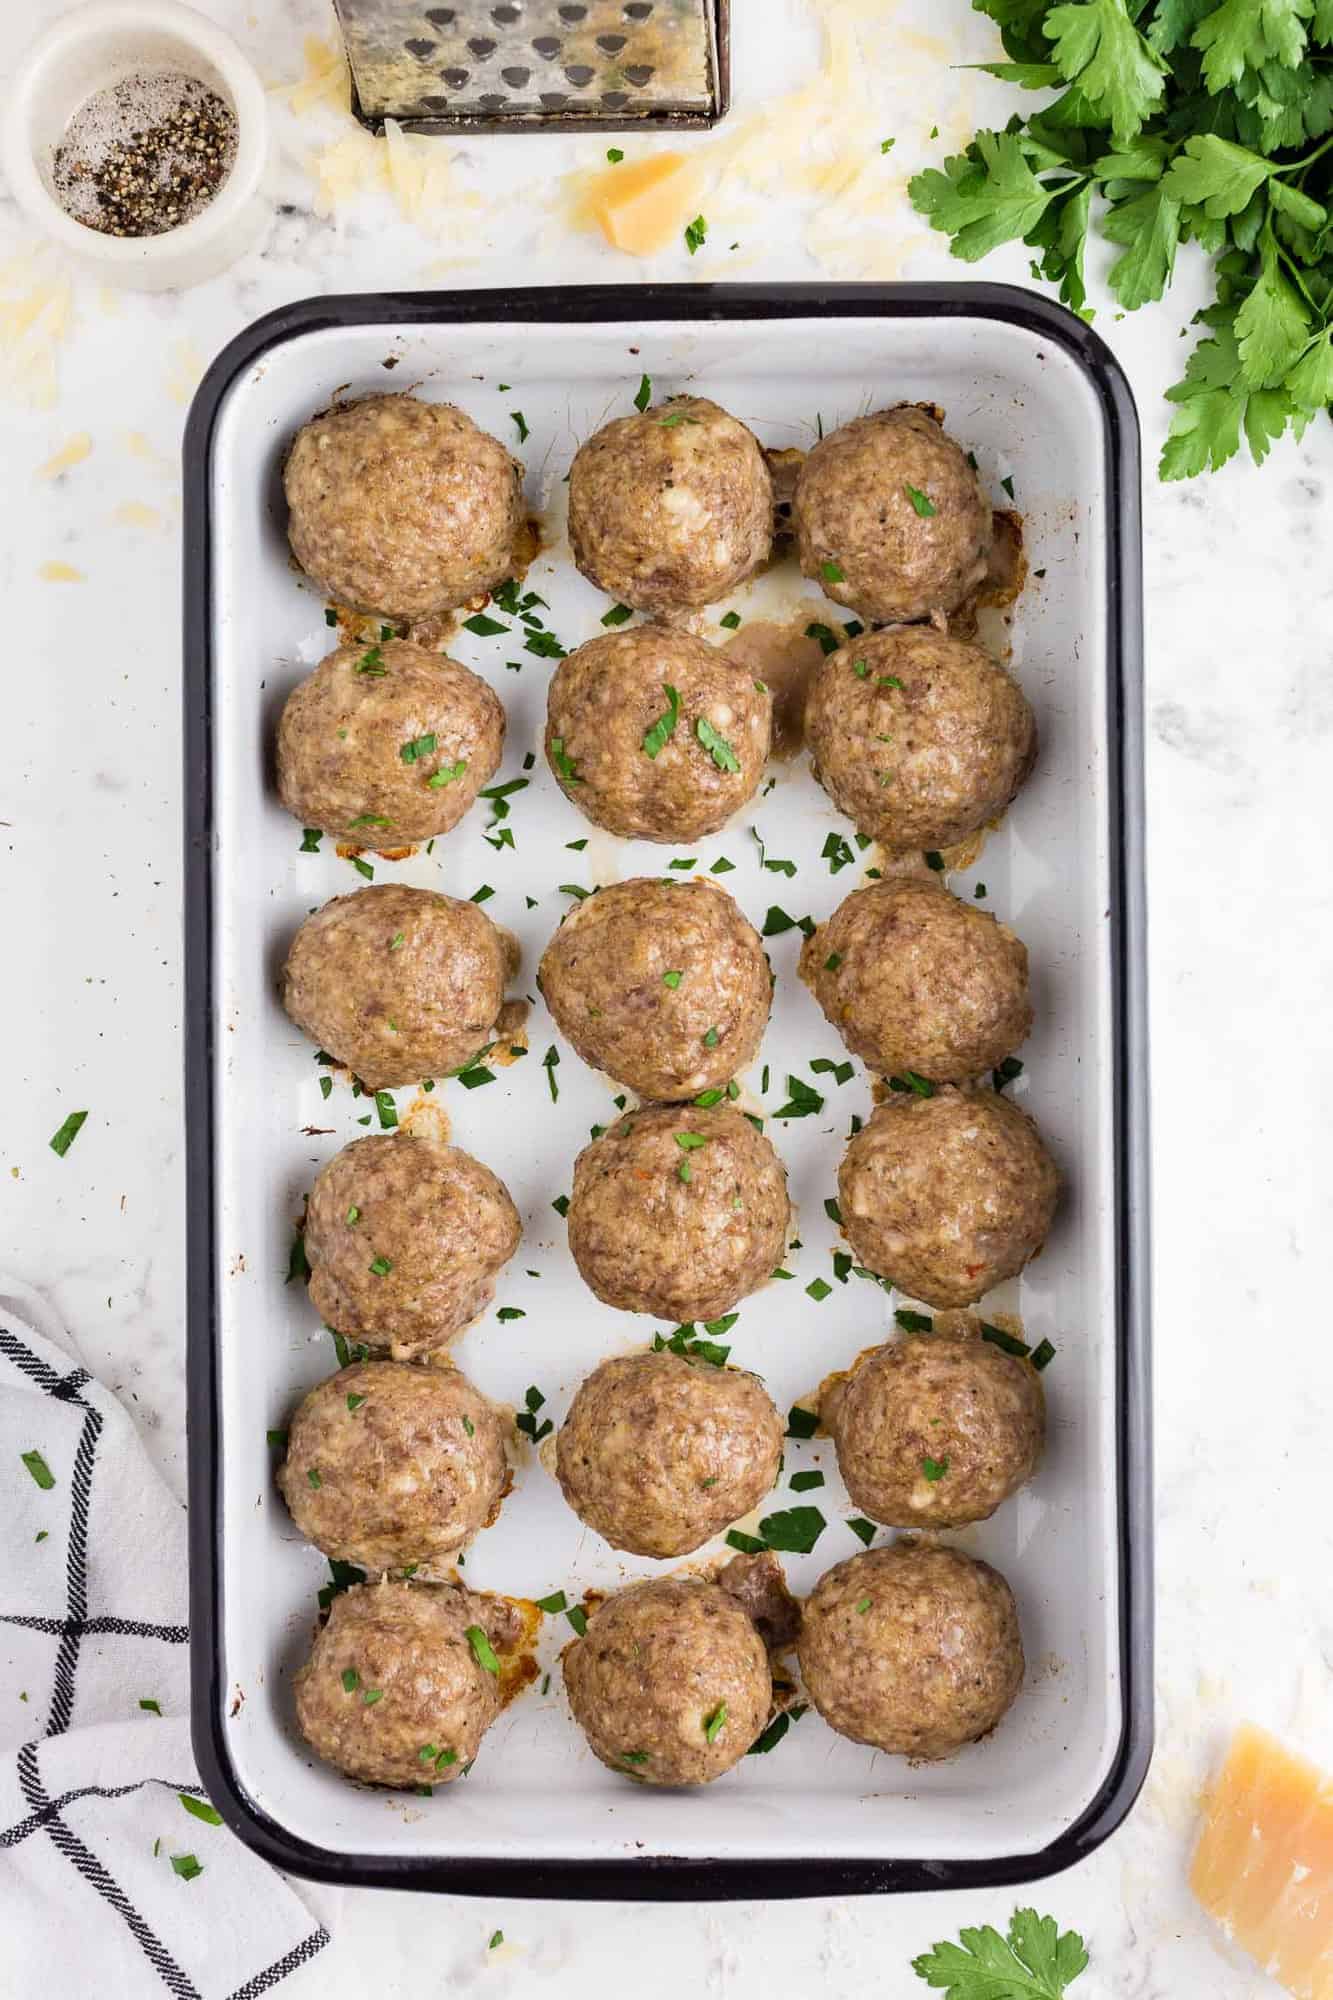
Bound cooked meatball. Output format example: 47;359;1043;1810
568;395;772;613
293;1579;515;1787
801;877;1031;1082
822;1331;1045;1528
278;1359;509;1569
794;404;992;625
797;1542;1023;1759
282;884;508;1090
538;877;770;1100
838;1088;1058;1307
563;1577;771;1786
303;1133;520;1359
284;395;523;620
545;625;771;841
276;638;505;842
567;1104;789;1324
805;626;1036;853
555;1350;783;1557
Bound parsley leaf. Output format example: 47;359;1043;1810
1044;0;1167;142
643;683;682;759
910;1906;1089;1996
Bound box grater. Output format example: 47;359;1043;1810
332;0;729;132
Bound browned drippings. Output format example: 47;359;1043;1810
334;839;418;864
948;509;1027;641
511;514;541;578
492;1000;529;1058
400;1094;451;1145
722;605;830;760
496;1596;544;1712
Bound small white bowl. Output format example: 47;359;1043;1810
2;0;271;291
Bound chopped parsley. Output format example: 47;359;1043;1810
719;610;741;629
895;1309;934;1333
49;1111;89;1158
695;716;740;772
601;602;633;626
354;646;386;676
710;856;735;874
566;1605;588;1637
922;1455;949;1483
463;613;509;637
889;1071;935;1098
1031;1338;1057;1371
368;1256;393;1276
805;1277;832;1302
285;1229;310;1286
170;1853;203;1881
786;1406;818;1440
975;882;988;899
980;1322;1031;1359
703;1701;728;1744
904;483;937;517
516;1384;553;1445
634;373;652;412
489;1930;504;1950
374;1090;397;1129
1001;474;1015;500
821;559;845;583
350;857;374;880
772;1074;824;1120
346;1392;366;1413
662;970;683;990
823;952;842;972
684;214;708;255
725;1529;767;1555
470;883;494;904
542;1045;560;1102
607;147;624;163
821;832;855;875
805;621;839;656
510;411;529;443
924;850;946;872
790;1469;824;1492
140;1697;162;1714
549;737;582;785
758;1505;826;1555
466;1625;500;1676
21;1450;55;1491
809;1057;853;1087
427;759;468;790
307;1467;321;1489
620;1750;649;1766
536;1590;567;1615
642;682;681;759
299;827;321;853
847;1517;877;1546
178;1793;223;1827
524;629;567;660
748;1705;807;1755
400;732;437;764
552;1194;570;1218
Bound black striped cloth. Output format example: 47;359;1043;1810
1;1283;329;1997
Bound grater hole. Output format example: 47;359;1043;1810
564;64;594;86
501;66;531;86
491;4;521;20
624;64;655;85
597;35;627;52
540;90;569;106
420;94;451;110
601;91;629;108
477;93;507;109
625;2;654;17
468;37;497;56
442;66;470;86
425;7;456;22
532;35;561;55
403;38;436;58
558;5;587;19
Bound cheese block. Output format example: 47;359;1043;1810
1191;1721;1333;1998
585;153;701;257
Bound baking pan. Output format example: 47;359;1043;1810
184;282;1150;1897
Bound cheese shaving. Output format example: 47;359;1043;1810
38;561;84;582
37;434;93;481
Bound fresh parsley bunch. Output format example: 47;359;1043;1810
909;0;1333;479
912;1906;1090;1996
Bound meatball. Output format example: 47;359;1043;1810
801;877;1031;1082
282;884;508;1091
293;1579;515;1787
545;625;771;841
794;404;992;625
563;1577;771;1786
838;1087;1058;1307
555;1350;783;1557
278;1359;510;1569
276;638;505;842
797;1542;1023;1759
805;626;1036;853
303;1133;520;1359
538;877;770;1100
567;1104;790;1324
284;395;523;620
822;1330;1045;1528
568;395;772;613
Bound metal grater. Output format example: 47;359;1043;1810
333;0;729;133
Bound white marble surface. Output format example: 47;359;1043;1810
2;0;1332;1993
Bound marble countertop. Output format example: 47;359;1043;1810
3;0;1331;1992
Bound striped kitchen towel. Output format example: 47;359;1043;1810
0;1279;328;1998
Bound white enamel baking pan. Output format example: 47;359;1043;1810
184;284;1150;1897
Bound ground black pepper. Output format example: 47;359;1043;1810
53;71;237;239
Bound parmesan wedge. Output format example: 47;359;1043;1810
584;154;701;257
1191;1722;1333;1998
